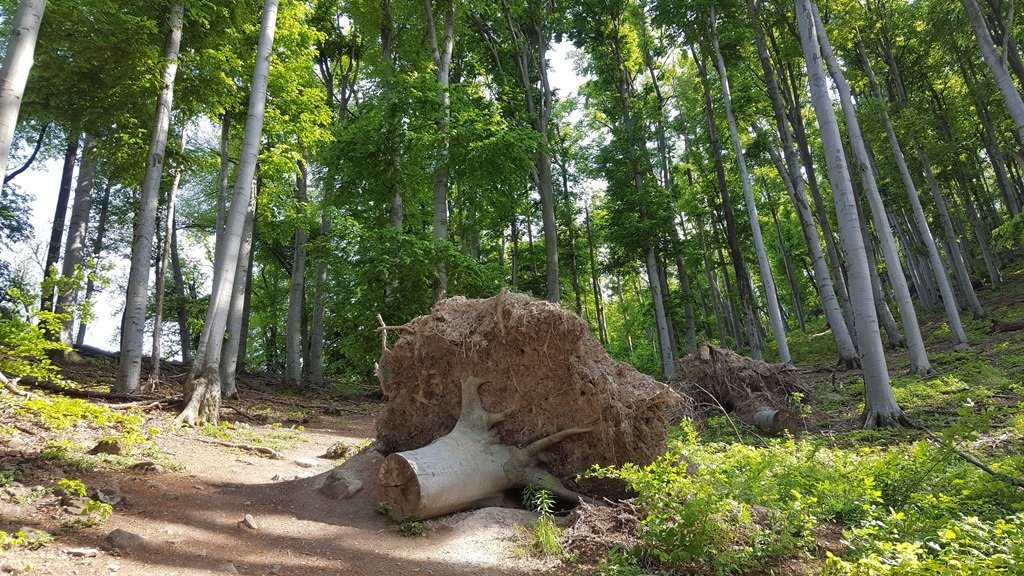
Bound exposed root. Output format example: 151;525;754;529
0;371;31;397
838;354;861;370
175;367;222;426
859;407;920;429
193;437;282;459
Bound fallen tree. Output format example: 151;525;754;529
673;343;809;435
375;291;686;520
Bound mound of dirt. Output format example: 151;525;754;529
673;343;808;431
375;291;686;490
562;500;643;564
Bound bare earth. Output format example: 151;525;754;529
1;386;566;576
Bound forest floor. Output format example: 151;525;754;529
0;369;564;576
1;262;1023;575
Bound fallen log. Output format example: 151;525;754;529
375;292;687;519
673;343;809;435
992;319;1024;333
378;376;590;520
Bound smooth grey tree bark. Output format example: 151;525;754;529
584;203;609;346
798;0;911;428
150;127;187;384
56;135;97;348
285;159;308;386
748;0;858;366
961;0;1024;145
811;4;929;374
308;210;329;384
710;10;790;363
425;0;454;303
170;224;191;363
114;3;183;394
857;39;970;349
178;0;277;423
0;0;46;181
220;192;256;400
695;47;762;359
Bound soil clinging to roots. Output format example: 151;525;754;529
375;291;687;494
672;343;809;431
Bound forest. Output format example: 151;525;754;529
0;0;1023;574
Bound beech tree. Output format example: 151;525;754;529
115;3;184;395
178;0;279;425
0;0;46;181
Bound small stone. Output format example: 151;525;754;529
130;461;165;473
66;547;101;557
217;562;238;574
294;458;319;469
319;442;350;460
92;487;123;506
240;513;258;530
18;526;49;544
269;565;282;574
270;474;294;481
319;468;363;500
89;439;122;455
104;528;146;552
107;563;120;572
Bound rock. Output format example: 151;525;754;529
61;495;90;515
18;526;50;544
319;468;363;500
239;513;258;530
104;529;146;552
271;474;294;481
319;442;350;460
65;547;102;557
294;458;320;469
217;562;238;574
89;439;123;455
92;485;123;506
130;461;165;473
0;559;30;574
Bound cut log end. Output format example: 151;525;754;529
378;453;422;520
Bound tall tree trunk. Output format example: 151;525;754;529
710;11;789;362
381;0;403;230
170;223;191;363
812;4;928;373
179;0;277;423
150;128;187;383
913;139;985;317
961;0;1024;145
749;0;857;364
114;3;183;394
798;0;910;428
584;204;608;346
220;193;256;400
0;0;46;181
695;48;761;360
217;114;230;239
425;0;454;303
285;159;308;386
75;181;111;347
41;135;79;315
858;39;970;349
767;186;805;332
308;210;329;384
56;135;97;348
502;0;558;303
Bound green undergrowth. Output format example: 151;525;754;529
196;420;305;451
588;421;1024;575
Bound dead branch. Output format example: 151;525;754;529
923;429;1024;489
192;437;282;459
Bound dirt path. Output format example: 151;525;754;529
1;403;564;576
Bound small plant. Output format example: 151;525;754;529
398;514;424;536
81;499;113;526
0;528;52;550
54;478;87;497
521;484;564;556
376;501;392;516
